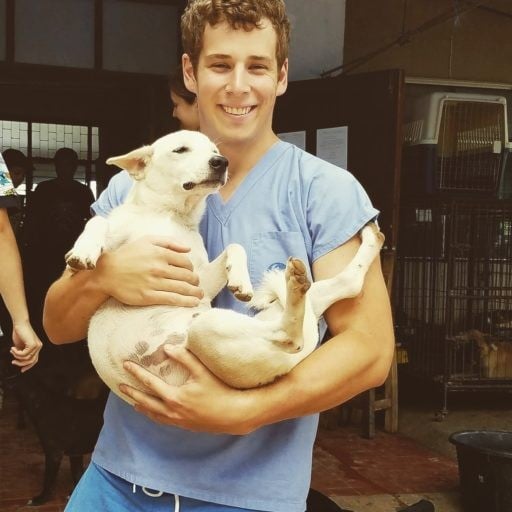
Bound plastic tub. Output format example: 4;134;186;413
449;430;512;512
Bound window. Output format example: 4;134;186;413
0;120;99;197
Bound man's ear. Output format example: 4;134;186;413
276;58;289;97
182;54;198;95
106;146;153;181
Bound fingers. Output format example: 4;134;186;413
11;351;39;371
10;347;39;360
163;345;206;380
120;361;176;406
140;290;201;307
153;260;201;288
149;236;192;255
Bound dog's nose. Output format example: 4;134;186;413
209;155;228;174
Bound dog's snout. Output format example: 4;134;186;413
209;155;228;174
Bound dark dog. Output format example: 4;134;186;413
14;341;107;506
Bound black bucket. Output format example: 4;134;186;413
449;430;512;512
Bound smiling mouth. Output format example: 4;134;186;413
222;105;255;116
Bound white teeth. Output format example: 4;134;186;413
223;106;252;115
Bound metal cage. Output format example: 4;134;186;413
396;200;512;414
402;93;511;195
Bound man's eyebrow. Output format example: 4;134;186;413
204;54;272;61
204;54;231;60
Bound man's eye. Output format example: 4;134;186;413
173;146;189;154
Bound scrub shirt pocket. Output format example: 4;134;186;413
249;231;311;287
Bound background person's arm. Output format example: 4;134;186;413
0;208;42;371
120;235;395;434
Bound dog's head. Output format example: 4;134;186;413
106;130;228;206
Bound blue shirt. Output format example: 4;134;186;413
91;140;378;512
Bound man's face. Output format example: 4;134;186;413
184;19;288;150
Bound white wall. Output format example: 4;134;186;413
286;0;345;81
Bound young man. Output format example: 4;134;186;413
0;153;42;372
44;1;394;511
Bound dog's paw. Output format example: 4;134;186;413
65;243;102;270
285;258;311;295
228;284;253;302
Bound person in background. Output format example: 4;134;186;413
170;64;200;131
0;152;42;373
44;1;394;511
23;148;94;345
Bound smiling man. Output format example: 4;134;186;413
44;1;394;511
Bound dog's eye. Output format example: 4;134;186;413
173;146;189;154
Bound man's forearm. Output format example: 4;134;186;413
43;268;109;344
242;327;394;431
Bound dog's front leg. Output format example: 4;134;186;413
199;243;253;302
65;216;109;270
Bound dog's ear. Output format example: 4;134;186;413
106;146;153;181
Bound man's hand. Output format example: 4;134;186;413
10;321;43;372
119;345;257;435
94;236;204;307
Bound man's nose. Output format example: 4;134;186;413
225;66;250;94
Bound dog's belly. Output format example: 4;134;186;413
88;299;208;403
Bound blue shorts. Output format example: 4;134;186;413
66;462;266;512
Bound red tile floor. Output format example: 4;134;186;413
0;391;459;512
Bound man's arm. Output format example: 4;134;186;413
43;236;204;344
119;234;395;434
0;208;43;371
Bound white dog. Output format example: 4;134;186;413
66;130;384;404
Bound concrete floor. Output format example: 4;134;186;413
319;371;512;512
3;370;512;512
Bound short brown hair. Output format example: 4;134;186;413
181;0;290;70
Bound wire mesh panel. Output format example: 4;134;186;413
437;101;506;192
396;200;512;409
402;93;510;196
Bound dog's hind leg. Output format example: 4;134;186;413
27;449;63;506
272;258;311;352
308;223;384;319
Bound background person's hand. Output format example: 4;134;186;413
10;320;43;372
94;235;203;307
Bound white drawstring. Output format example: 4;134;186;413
131;485;179;510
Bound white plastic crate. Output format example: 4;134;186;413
403;92;512;193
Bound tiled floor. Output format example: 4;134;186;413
0;391;460;512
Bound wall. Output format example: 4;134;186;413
343;0;512;83
286;0;346;81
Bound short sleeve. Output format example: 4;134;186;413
92;171;133;217
305;163;379;262
0;155;19;209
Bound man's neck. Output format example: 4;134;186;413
217;133;279;201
